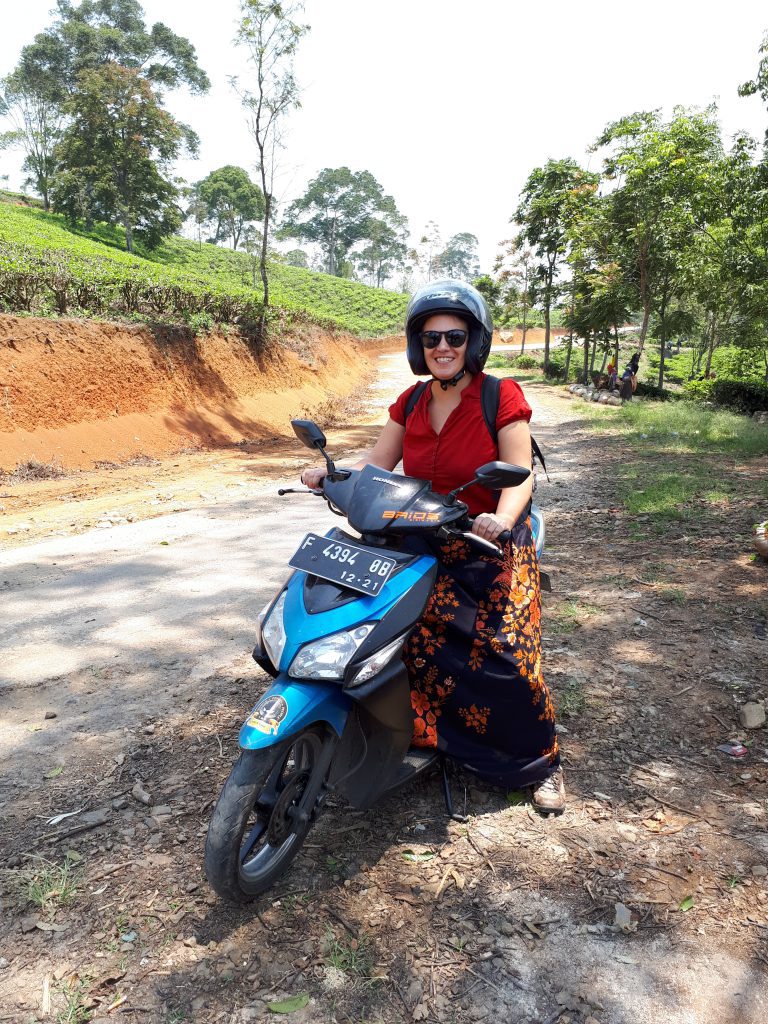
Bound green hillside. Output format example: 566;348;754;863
0;197;407;337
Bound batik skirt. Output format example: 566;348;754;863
402;515;560;789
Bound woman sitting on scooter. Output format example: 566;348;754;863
301;280;564;813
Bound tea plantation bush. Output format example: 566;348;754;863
0;201;407;337
682;376;768;414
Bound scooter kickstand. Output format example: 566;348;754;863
441;757;468;823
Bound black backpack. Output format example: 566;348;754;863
403;374;548;476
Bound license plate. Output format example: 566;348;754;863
289;533;396;595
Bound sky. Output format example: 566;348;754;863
1;0;768;274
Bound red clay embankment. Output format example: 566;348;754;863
0;315;387;471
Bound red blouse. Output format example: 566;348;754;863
388;373;532;516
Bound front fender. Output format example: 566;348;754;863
239;677;352;750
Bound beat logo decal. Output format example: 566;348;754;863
381;510;440;522
247;695;289;735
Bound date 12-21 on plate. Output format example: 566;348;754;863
288;533;396;595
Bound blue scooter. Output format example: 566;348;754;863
204;419;544;902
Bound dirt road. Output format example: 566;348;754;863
1;351;767;1024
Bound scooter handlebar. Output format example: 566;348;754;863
459;525;511;556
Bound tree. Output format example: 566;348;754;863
592;107;722;366
739;31;768;144
564;181;634;382
0;74;64;210
11;0;210;100
353;202;408;286
514;159;598;373
235;0;309;333
416;221;442;281
283;248;309;268
473;274;504;322
495;240;534;353
193;166;264;250
281;167;405;277
438;232;480;281
52;64;193;251
4;0;209;226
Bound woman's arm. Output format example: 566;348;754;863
471;419;534;541
301;418;405;487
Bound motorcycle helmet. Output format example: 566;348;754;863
405;279;493;377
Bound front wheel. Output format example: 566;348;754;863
204;725;330;902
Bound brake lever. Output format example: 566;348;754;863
459;531;503;556
277;487;323;496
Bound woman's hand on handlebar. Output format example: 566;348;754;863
471;512;513;543
300;466;328;490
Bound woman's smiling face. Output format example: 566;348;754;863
421;313;468;381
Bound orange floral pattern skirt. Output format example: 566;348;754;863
403;517;559;788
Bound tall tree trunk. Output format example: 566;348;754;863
638;300;651;354
637;247;651;353
657;276;670;390
543;258;555;375
123;210;133;254
259;191;271;338
582;330;591;385
563;334;573;382
613;324;620;369
589;332;598;374
704;313;717;377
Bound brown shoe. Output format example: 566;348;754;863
532;767;566;815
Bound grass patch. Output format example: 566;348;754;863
620;472;701;520
325;929;376;979
575;398;768;522
703;489;732;506
574;398;768;458
485;353;515;369
56;975;92;1024
639;560;667;583
548;599;600;634
555;677;587;718
658;586;687;606
27;857;81;910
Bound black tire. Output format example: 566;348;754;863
204;726;328;902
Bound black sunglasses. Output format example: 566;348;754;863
419;329;468;349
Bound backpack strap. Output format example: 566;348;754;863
480;373;501;445
531;435;549;479
482;373;549;479
403;380;430;422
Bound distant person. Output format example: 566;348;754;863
619;353;640;402
606;361;618;391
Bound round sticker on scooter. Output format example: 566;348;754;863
247;695;289;736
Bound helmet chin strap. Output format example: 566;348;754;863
433;368;466;391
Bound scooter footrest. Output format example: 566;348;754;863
389;749;439;788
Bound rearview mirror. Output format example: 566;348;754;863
292;419;327;451
475;461;531;489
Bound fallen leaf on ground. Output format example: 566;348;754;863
267;994;310;1014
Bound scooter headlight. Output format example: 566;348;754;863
348;634;409;686
261;592;287;669
289;624;375;680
